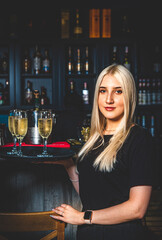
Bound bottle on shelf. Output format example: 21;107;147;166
64;80;83;109
137;78;143;105
141;114;146;129
82;81;89;105
102;9;111;38
136;114;141;125
89;9;100;38
40;86;50;106
120;14;131;36
142;78;146;105
33;45;41;75
42;49;51;73
33;89;40;110
73;9;83;39
157;78;162;104
24;80;33;105
153;45;161;75
61;9;70;39
22;48;31;74
0;83;4;105
123;46;131;71
111;46;118;64
3;79;9;105
83;46;92;75
75;48;82;74
67;46;74;75
149;115;156;137
151;78;157;104
1;52;8;74
146;78;151;105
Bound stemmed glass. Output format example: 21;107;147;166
7;109;18;155
37;110;53;157
13;110;28;156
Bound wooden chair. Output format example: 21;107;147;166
142;189;162;240
0;211;65;240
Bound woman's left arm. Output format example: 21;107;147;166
91;185;152;224
51;185;152;225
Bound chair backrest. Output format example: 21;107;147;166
0;211;65;240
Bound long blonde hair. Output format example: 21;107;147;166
78;64;137;172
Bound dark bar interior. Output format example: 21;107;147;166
0;1;162;239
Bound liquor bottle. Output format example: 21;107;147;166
151;78;157;104
153;45;161;74
24;80;33;105
22;48;31;74
120;15;131;36
67;46;74;75
136;114;141;125
61;9;70;39
141;114;146;128
149;115;156;137
89;9;100;38
111;46;118;64
64;80;75;107
33;89;40;110
33;45;41;75
73;9;83;39
102;9;111;38
137;78;143;105
40;86;50;106
0;83;4;105
64;80;83;109
142;78;146;105
157;78;161;104
1;52;8;74
83;46;92;75
42;49;50;73
82;81;89;105
123;46;131;71
75;48;82;74
3;79;9;105
146;78;151;105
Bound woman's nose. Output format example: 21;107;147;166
106;93;114;104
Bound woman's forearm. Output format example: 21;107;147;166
65;158;79;194
91;186;152;225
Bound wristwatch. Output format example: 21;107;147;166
83;210;93;224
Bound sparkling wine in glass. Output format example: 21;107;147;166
7;109;18;155
13;110;28;156
37;110;53;157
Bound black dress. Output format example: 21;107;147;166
77;125;156;240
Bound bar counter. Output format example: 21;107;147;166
0;143;82;240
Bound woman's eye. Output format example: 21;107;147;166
116;90;122;94
99;89;106;93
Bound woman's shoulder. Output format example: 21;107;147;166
130;124;151;138
125;124;153;146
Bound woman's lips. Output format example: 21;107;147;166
105;107;115;111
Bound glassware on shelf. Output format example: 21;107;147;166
78;114;91;143
7;109;18;155
37;110;53;157
13;110;28;156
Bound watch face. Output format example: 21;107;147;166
84;211;92;220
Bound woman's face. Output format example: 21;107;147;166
98;74;124;124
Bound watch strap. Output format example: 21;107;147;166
83;210;93;224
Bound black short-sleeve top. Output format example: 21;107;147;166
77;125;156;211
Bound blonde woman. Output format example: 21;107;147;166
51;64;155;240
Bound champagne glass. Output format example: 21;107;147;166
37;110;53;157
13;110;28;156
7;109;18;155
